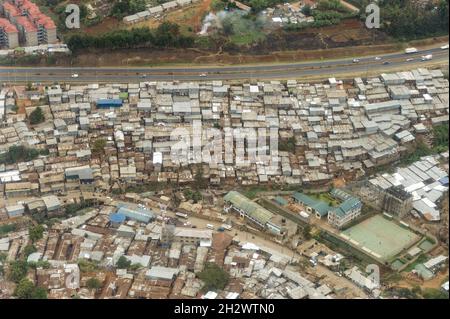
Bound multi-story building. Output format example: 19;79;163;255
0;17;18;48
33;13;56;43
224;191;284;235
327;189;363;229
327;197;363;229
382;185;413;218
15;15;37;46
0;0;56;46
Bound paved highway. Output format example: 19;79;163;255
0;46;448;83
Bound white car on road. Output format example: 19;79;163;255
71;73;79;78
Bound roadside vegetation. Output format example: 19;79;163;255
67;22;194;52
349;0;449;40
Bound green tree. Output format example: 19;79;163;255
422;288;449;299
29;225;45;243
194;165;207;190
116;256;131;269
23;244;37;258
29;106;45;125
14;278;35;299
192;191;203;203
301;4;312;16
0;145;44;165
198;263;230;292
8;260;29;283
91;138;107;156
31;286;47;299
302;225;312;240
432;124;449;153
86;278;103;290
0;252;6;275
13;278;47;299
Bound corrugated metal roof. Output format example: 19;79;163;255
224;191;273;225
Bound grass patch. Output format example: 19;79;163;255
229;31;266;46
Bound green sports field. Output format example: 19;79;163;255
342;215;420;261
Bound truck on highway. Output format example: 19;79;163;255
405;47;418;54
421;54;433;61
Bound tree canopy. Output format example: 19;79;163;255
86;278;103;290
0;145;48;165
198;263;230;292
29;225;45;243
29;106;45;124
116;256;132;269
14;278;47;299
8;260;29;283
67;23;194;53
91;138;107;156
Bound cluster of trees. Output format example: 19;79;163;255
8;260;47;298
247;0;286;12
183;189;203;203
116;256;142;271
111;0;147;19
67;23;194;52
198;263;230;292
0;145;49;165
400;124;448;166
379;0;448;39
2;224;49;299
433;124;449;153
0;253;6;276
385;286;449;299
14;278;47;299
353;0;449;39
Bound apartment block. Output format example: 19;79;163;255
0;0;56;46
0;17;18;48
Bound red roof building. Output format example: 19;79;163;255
0;17;19;48
1;0;57;45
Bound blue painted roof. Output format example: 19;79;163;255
292;192;330;216
96;99;123;107
116;205;155;223
109;213;126;223
439;176;449;186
